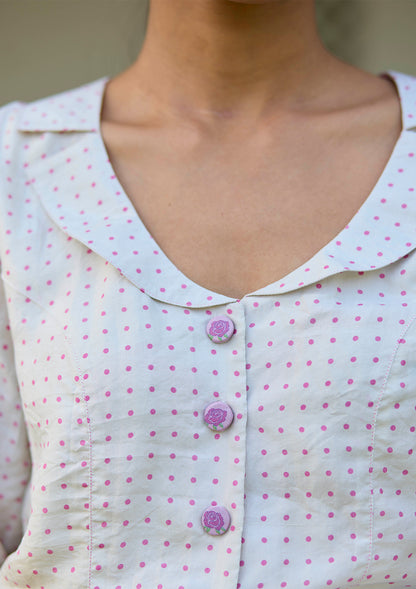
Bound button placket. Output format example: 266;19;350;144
200;304;247;574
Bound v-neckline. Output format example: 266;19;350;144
90;72;409;300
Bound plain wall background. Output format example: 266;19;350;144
1;0;416;105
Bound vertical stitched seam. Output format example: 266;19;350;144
63;327;94;589
231;300;248;589
357;311;416;586
84;386;93;589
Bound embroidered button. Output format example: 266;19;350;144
203;401;234;431
206;315;235;343
201;505;231;536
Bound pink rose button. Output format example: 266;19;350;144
203;401;234;432
206;315;235;344
201;505;231;536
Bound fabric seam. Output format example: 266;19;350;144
357;311;416;586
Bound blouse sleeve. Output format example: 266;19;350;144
0;101;31;564
0;266;31;562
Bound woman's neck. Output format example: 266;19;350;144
122;0;339;123
104;0;395;135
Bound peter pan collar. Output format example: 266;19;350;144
17;72;416;308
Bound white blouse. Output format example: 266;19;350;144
1;70;416;589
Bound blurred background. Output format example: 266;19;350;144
0;0;416;105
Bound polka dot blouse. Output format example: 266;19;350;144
1;70;416;589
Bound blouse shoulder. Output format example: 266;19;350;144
383;69;416;130
10;76;109;134
0;100;26;151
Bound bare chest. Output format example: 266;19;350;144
100;118;400;299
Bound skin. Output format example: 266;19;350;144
104;0;364;125
100;0;402;299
